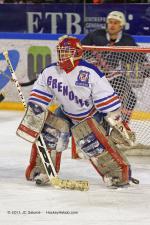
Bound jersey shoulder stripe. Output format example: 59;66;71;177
41;62;57;73
78;59;104;78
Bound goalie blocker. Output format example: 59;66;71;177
72;117;137;187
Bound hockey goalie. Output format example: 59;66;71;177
16;35;137;187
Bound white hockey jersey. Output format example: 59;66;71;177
28;59;121;123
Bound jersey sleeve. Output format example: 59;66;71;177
28;70;54;109
91;71;121;113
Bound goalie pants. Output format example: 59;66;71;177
55;106;108;130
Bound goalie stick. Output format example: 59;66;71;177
3;50;89;191
0;92;5;102
19;78;36;87
0;70;36;87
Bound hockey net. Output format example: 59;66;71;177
72;45;150;157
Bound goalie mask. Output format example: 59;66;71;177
57;35;83;73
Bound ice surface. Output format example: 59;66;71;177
0;110;150;225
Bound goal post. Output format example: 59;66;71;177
71;45;150;158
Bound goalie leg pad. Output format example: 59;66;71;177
72;117;131;187
16;102;48;143
25;143;62;181
25;112;69;181
42;111;70;152
25;143;45;180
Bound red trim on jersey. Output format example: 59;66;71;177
30;93;51;102
96;96;119;108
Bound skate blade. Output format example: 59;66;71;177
131;177;139;184
35;179;50;186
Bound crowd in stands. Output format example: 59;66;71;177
1;0;150;4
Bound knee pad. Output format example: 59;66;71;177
42;111;70;151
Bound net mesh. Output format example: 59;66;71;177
82;46;150;146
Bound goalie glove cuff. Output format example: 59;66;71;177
105;109;122;126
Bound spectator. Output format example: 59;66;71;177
81;11;138;127
136;7;150;35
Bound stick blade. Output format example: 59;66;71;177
50;177;89;191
